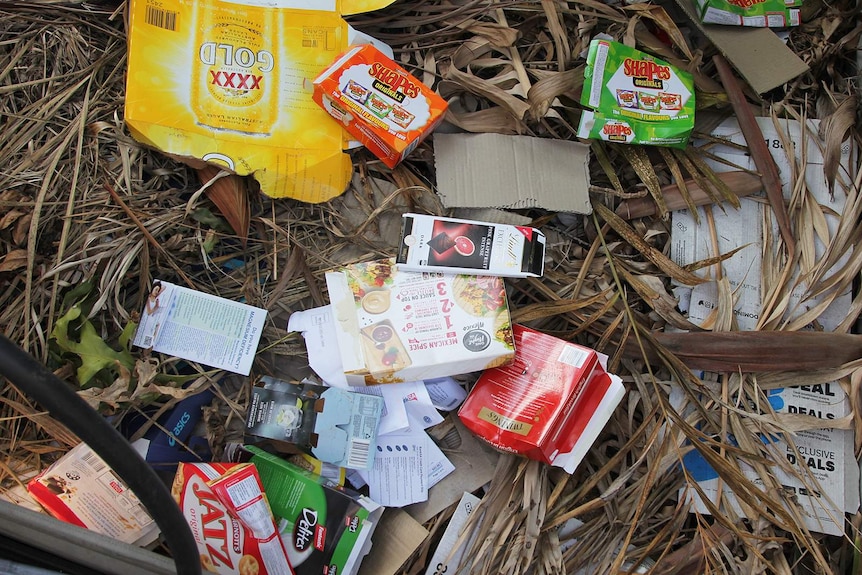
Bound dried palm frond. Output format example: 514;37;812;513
1;1;860;574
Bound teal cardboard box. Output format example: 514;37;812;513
245;377;383;470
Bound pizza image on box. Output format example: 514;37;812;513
659;92;682;111
366;92;392;118
616;89;638;108
344;80;370;104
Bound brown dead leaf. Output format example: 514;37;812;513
450;20;520;48
12;213;32;246
0;249;28;273
625;4;694;61
445;66;531;120
451;37;494;70
526;67;583;120
0;210;25;230
817;94;855;197
443;107;525;135
594;202;707;286
197;165;250;244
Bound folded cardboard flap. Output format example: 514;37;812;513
433;133;592;214
674;0;808;94
357;509;429;575
404;417;497;525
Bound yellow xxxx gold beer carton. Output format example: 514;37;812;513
125;0;396;202
191;4;277;134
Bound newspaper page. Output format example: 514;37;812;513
670;117;854;331
677;380;857;535
670;117;859;534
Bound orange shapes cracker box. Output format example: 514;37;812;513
313;44;448;168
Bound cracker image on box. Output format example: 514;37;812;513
694;0;801;27
326;258;515;385
578;39;695;148
313;44;448;168
344;80;370;104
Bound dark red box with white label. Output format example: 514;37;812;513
458;325;624;473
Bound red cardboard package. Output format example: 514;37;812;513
458;325;624;473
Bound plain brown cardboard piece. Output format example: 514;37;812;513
404;417;499;525
358;508;429;575
434;133;592;214
675;0;808;94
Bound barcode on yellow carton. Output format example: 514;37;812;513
145;5;178;31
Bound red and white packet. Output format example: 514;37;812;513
172;462;294;575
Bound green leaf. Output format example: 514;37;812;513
190;207;231;233
51;304;135;385
119;321;138;351
61;280;94;314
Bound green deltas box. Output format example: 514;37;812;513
694;0;801;27
578;39;695;148
247;446;383;575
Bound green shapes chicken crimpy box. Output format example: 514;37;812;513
578;39;695;148
694;0;801;27
248;446;383;575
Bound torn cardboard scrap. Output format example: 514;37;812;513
675;0;808;93
433;133;592;214
404;417;497;525
357;509;428;575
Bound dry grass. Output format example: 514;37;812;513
1;0;861;573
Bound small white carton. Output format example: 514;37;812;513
325;258;515;385
396;213;545;278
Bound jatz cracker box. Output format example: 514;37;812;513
125;0;396;202
172;462;293;575
578;39;695;148
247;446;382;575
459;325;625;474
396;213;546;278
325;258;515;385
694;0;802;27
312;44;448;168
